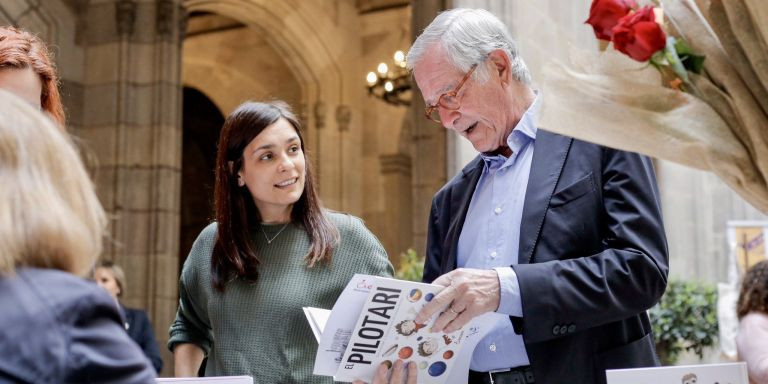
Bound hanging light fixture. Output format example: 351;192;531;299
365;50;411;106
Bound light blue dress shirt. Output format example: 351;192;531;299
456;93;540;372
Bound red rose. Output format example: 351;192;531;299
611;6;667;62
585;0;637;40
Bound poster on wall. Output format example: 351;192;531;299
728;222;768;280
719;221;768;359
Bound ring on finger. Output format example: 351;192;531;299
449;306;462;315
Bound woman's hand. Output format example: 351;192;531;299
353;360;417;384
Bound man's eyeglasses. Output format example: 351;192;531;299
424;64;478;123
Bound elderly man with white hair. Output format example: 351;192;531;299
404;8;669;384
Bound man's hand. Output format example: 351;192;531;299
415;268;501;333
353;360;417;384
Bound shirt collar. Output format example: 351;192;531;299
513;90;540;142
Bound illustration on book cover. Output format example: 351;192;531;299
337;278;480;383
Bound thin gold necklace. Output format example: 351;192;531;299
260;223;289;244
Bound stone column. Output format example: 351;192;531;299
379;153;414;265
409;0;448;254
336;104;352;211
313;100;327;195
77;0;185;375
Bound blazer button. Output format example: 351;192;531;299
552;325;560;335
568;324;576;333
560;325;568;335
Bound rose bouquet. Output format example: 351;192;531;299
586;0;705;92
535;0;768;213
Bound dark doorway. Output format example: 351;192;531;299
179;87;224;272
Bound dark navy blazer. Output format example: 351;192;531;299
424;130;669;384
0;267;156;383
122;306;164;373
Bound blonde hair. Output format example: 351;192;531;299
95;260;126;297
0;90;106;276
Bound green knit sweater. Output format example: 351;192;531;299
168;212;393;383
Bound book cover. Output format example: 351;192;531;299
334;276;481;383
310;274;504;383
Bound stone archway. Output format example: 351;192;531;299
179;86;223;269
182;13;303;115
184;0;355;211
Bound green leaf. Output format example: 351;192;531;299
674;39;693;56
681;54;706;74
673;38;706;74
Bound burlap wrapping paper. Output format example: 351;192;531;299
537;0;768;213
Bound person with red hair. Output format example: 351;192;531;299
0;26;65;128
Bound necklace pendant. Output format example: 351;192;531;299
261;223;289;244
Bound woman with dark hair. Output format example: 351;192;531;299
736;260;768;384
0;26;65;127
168;101;393;382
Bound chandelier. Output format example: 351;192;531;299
366;50;412;106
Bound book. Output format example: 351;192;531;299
302;306;330;343
307;274;504;383
605;362;748;384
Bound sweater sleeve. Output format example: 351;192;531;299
737;313;768;383
168;224;216;354
341;214;394;278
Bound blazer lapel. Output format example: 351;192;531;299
518;130;572;264
443;156;484;274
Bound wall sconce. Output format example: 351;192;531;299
366;50;411;106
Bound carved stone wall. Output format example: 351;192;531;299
2;0;186;376
78;0;185;375
379;153;414;264
182;16;302;115
409;0;449;255
359;2;416;258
